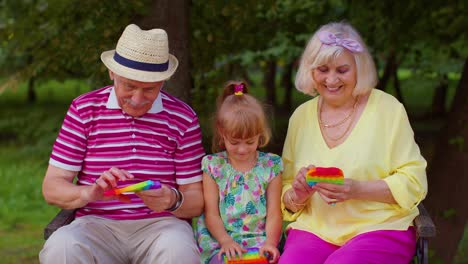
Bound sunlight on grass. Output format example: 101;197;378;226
0;223;50;264
0;80;85;264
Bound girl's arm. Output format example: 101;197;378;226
261;174;283;262
203;172;244;259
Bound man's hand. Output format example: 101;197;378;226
136;185;176;212
81;167;134;204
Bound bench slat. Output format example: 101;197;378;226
44;209;76;240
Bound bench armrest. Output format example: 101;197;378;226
44;209;76;240
414;203;436;238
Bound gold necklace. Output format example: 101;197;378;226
319;97;358;128
319;97;358;141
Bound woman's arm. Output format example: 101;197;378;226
383;104;427;209
351;179;396;203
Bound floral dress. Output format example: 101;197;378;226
196;151;283;263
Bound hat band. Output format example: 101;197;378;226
113;52;169;72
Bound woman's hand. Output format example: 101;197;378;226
81;167;134;203
217;239;246;261
291;166;316;203
260;242;280;263
313;178;355;204
314;179;397;204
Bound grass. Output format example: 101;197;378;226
0;73;466;264
0;80;87;263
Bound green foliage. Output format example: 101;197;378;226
0;2;467;263
441;208;457;219
448;136;465;152
348;0;467;91
0;79;87;263
454;227;468;263
190;0;348;115
0;0;151;89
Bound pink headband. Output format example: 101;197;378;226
317;31;364;53
234;84;244;95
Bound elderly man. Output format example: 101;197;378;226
39;24;205;264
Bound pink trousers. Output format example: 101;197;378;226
278;228;416;264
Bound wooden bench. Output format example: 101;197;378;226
44;209;76;240
44;204;436;263
413;204;436;264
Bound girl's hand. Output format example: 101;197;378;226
260;242;280;263
291;165;316;203
217;239;246;261
313;178;355;205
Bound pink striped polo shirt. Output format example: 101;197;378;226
49;85;205;220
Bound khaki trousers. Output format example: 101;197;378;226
39;215;200;264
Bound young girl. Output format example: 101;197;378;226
196;81;283;264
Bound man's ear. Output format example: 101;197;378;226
108;70;114;80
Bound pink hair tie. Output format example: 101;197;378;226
234;84;244;95
317;31;364;53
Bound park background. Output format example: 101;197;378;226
0;0;466;263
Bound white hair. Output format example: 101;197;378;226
295;22;378;97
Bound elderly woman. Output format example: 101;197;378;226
279;22;427;264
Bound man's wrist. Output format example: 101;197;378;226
166;187;183;212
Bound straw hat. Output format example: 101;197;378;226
101;24;178;82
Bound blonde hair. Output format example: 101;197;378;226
212;80;271;153
295;22;378;97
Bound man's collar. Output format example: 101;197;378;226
106;86;163;114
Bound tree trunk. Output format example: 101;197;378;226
430;74;448;118
281;61;294;113
263;60;277;107
377;51;395;91
391;62;405;107
27;77;36;103
425;58;468;263
136;0;191;103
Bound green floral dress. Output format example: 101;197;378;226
196;151;283;263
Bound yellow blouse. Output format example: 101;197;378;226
281;89;427;245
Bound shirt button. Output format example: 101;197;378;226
132;148;136;152
132;134;136;138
